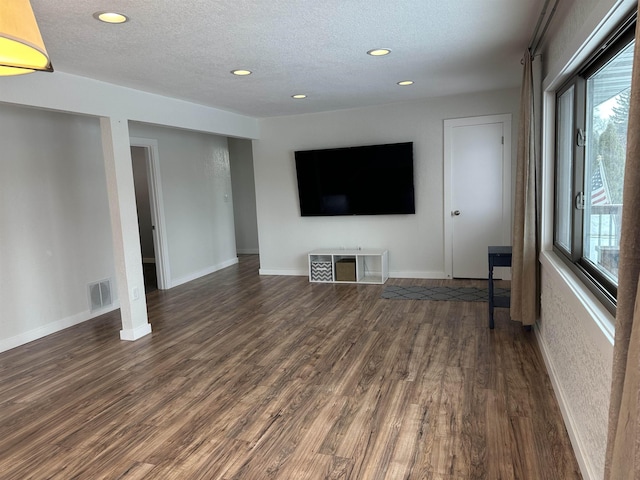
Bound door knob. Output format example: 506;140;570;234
452;210;461;216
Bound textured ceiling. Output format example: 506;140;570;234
30;0;544;118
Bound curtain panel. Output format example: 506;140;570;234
605;7;640;477
511;50;538;327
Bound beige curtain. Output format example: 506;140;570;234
605;9;640;478
511;49;538;326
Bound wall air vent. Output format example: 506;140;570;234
88;279;112;312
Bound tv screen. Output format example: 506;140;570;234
295;142;415;216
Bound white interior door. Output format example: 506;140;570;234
444;115;511;279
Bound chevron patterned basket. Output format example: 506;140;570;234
311;261;333;282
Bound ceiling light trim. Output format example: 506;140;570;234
93;12;129;24
367;48;391;56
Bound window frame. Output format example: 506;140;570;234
552;14;636;314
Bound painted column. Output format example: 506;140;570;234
100;116;152;340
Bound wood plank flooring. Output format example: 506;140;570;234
0;255;582;479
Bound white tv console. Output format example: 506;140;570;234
308;249;389;284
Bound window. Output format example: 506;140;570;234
555;84;577;254
554;16;635;311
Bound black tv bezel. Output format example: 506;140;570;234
294;141;415;217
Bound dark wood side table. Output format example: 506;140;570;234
488;246;512;329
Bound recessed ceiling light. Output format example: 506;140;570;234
367;48;391;56
93;12;129;24
292;94;307;99
231;69;252;76
397;80;414;86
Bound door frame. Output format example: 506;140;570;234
130;137;171;290
443;114;512;279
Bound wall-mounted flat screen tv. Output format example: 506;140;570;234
294;142;415;216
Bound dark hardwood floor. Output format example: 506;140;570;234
0;255;581;479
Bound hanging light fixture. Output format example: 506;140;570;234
0;0;53;76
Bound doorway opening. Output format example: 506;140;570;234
130;138;170;291
131;145;157;291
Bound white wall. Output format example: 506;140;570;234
0;106;242;352
0;104;116;351
252;89;520;277
538;253;614;480
0;70;259;349
129;123;238;287
229;138;259;255
536;0;636;478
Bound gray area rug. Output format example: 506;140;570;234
381;285;510;302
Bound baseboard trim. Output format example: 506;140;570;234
258;269;448;279
0;303;120;354
390;271;447;279
236;248;259;255
120;323;152;341
171;257;240;288
259;268;307;276
535;324;595;480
